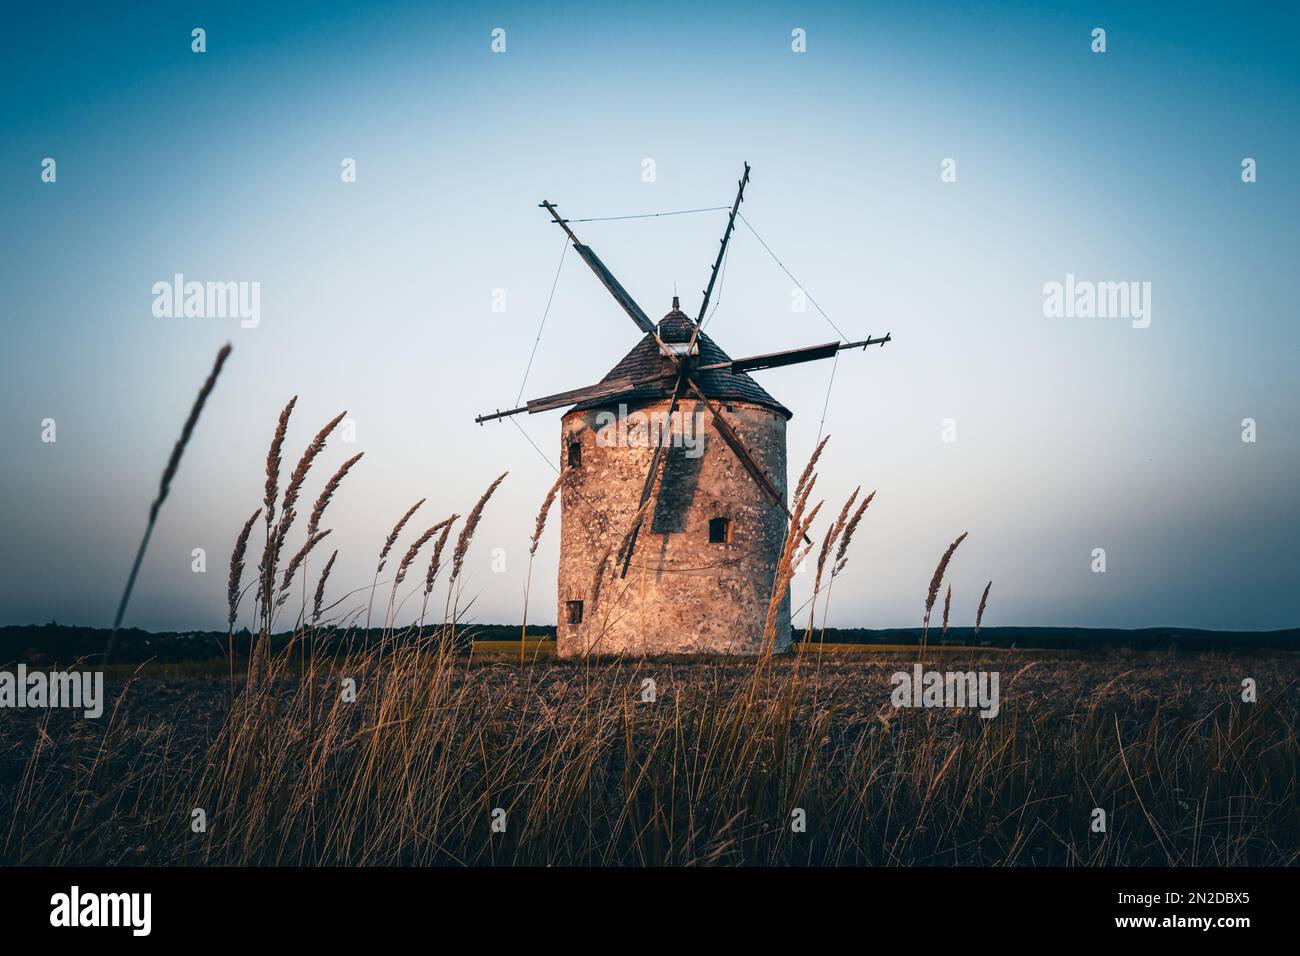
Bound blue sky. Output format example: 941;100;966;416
1;0;1297;631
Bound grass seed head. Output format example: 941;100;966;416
308;452;364;538
424;515;459;596
263;396;297;532
397;520;448;588
975;580;992;635
924;531;969;621
276;410;347;547
815;486;859;593
832;490;875;577
312;549;338;625
530;471;565;557
278;529;332;603
227;507;261;629
379;498;426;572
450;472;508;584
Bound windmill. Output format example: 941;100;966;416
476;163;890;656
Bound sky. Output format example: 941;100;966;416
1;0;1297;632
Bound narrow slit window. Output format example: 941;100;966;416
566;599;584;624
708;517;731;544
567;439;582;468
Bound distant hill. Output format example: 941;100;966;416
0;621;1293;665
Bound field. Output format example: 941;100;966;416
2;642;1295;866
9;357;1288;868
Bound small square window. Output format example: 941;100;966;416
567;440;582;468
566;599;584;624
708;517;731;544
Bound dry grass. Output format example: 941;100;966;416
923;532;967;648
522;473;565;664
1;645;1294;866
312;550;338;626
226;507;261;631
108;343;233;660
974;581;992;647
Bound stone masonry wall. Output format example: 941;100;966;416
556;398;789;657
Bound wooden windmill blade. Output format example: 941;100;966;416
667;159;810;546
620;363;816;577
477;204;665;426
475;372;674;424
699;334;892;374
524;376;656;414
693;161;750;327
571;244;655;334
618;164;753;577
477;333;894;422
676;336;891;537
701;341;840;373
539;201;655;334
616;374;691;577
685;376;809;542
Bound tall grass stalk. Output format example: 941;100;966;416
972;580;992;647
367;498;425;636
921;532;967;652
446;472;508;644
523;472;564;666
107;343;232;661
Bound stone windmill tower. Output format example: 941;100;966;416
477;164;890;657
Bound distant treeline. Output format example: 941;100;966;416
0;622;557;666
806;626;1300;651
1;621;1294;665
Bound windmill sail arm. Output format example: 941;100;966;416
474;371;677;423
538;200;655;334
686;376;810;544
699;341;841;373
619;373;690;578
524;376;642;414
572;245;656;334
698;334;893;375
695;162;750;326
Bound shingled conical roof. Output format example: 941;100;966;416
571;303;792;419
